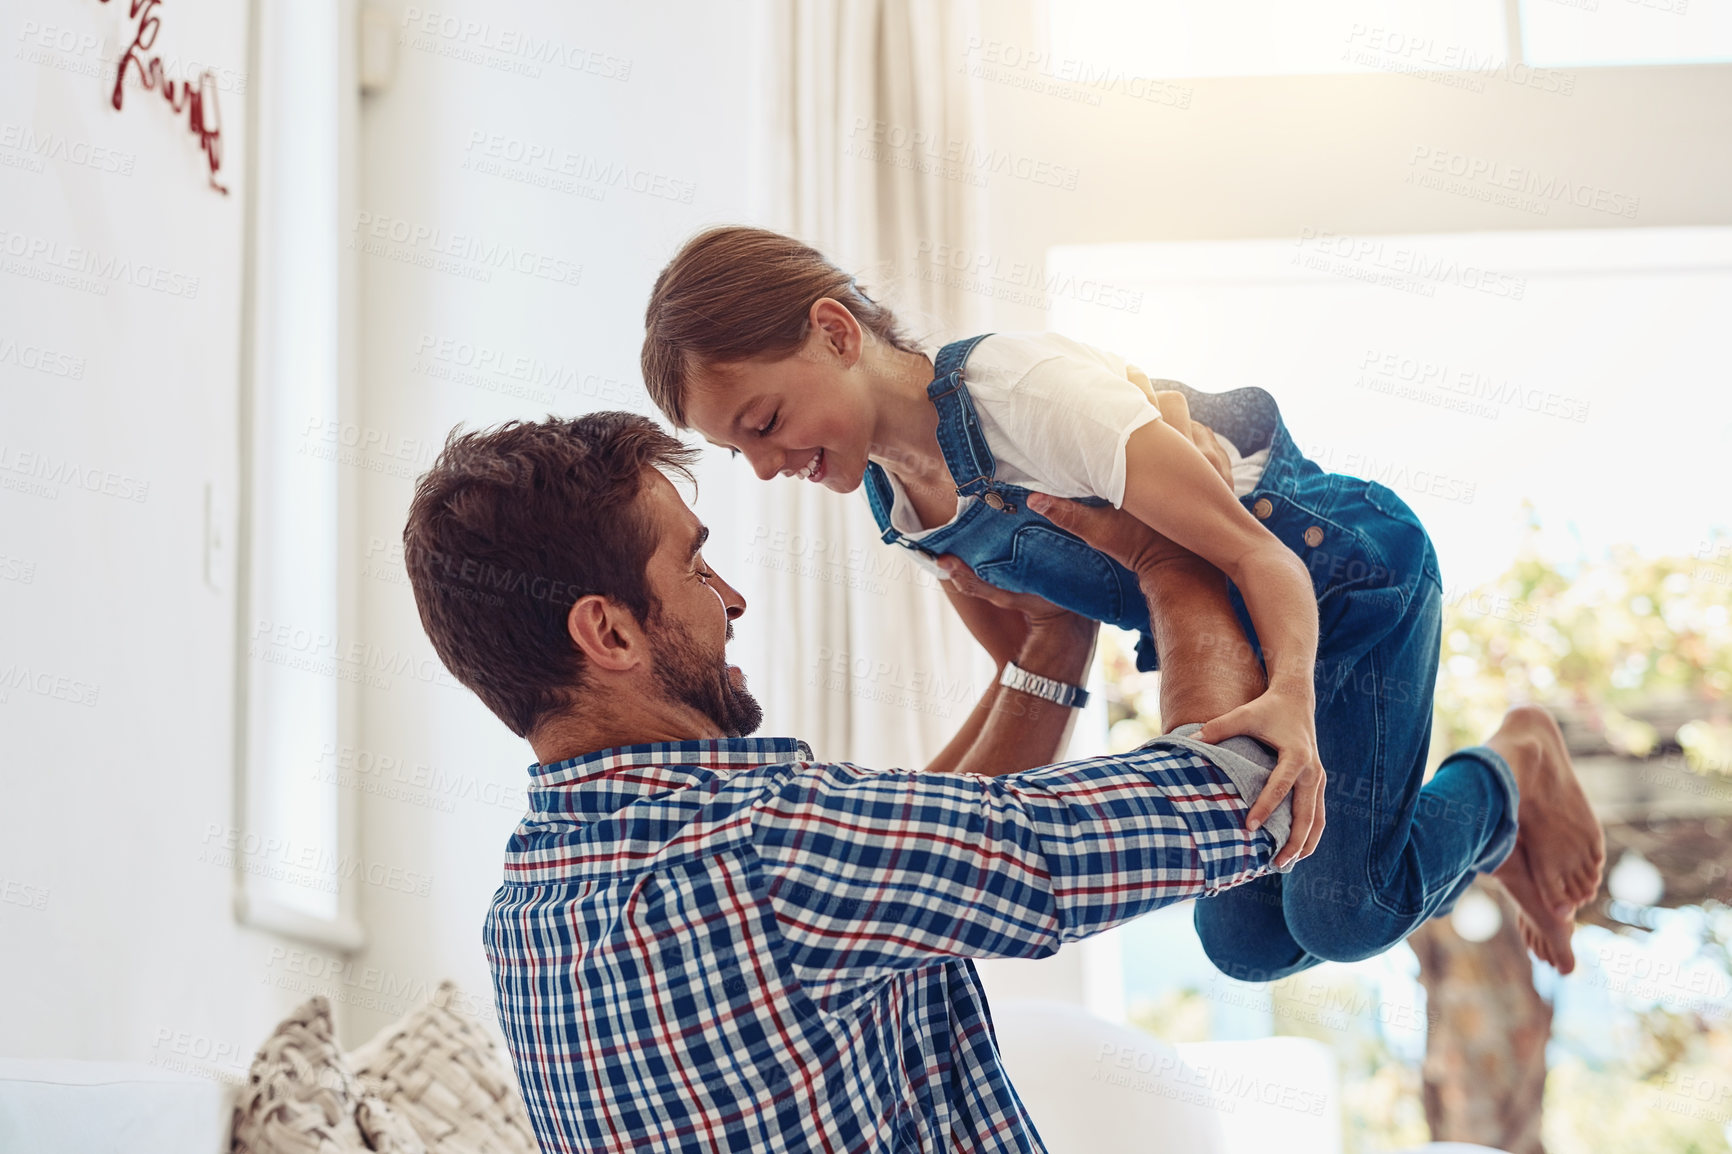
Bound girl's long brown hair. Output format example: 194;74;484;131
641;226;917;428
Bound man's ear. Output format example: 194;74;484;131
566;594;645;673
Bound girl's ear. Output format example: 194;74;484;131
808;297;862;364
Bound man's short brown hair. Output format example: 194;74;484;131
403;412;698;738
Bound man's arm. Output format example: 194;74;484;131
1026;492;1324;867
749;746;1280;989
924;564;1097;778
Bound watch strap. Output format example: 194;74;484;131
998;661;1089;709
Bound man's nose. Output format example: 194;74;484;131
710;571;746;620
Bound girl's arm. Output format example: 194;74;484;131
1117;418;1326;863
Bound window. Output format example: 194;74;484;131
1046;0;1508;79
235;0;360;948
1521;0;1732;67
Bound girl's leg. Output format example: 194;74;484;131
1192;873;1318;982
1278;576;1519;963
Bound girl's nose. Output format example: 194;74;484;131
746;445;780;482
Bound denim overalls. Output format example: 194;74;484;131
863;334;1521;979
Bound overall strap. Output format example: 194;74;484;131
934;333;992;379
926;334;1020;510
863;332;1010;541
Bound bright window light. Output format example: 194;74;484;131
1047;0;1508;80
1521;0;1732;67
1045;228;1732;590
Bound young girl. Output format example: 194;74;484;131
639;225;1603;979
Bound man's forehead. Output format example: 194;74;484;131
642;469;702;540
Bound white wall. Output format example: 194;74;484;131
0;0;311;1077
345;0;778;1045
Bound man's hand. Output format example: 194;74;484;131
1022;492;1189;581
935;555;1095;657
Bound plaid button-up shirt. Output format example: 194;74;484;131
485;737;1279;1153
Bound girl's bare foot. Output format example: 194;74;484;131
1491;843;1578;972
1482;705;1606;972
1492;705;1607;909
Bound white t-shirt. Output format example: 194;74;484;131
883;332;1270;553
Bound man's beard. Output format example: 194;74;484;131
649;613;763;738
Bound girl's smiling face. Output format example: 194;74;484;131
683;300;879;494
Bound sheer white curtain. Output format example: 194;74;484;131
749;0;992;768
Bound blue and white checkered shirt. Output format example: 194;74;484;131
485;737;1281;1153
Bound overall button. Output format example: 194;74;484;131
1303;526;1324;547
983;491;1015;512
1252;497;1274;520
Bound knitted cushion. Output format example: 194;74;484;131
347;981;537;1154
229;996;426;1154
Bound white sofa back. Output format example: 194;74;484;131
990;997;1340;1154
0;1058;234;1154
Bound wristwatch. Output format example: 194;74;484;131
999;661;1089;709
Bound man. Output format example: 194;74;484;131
403;410;1599;1154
